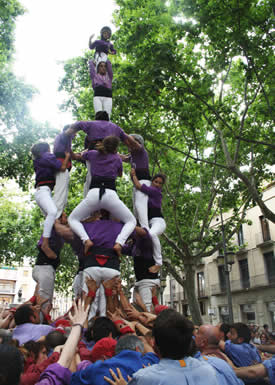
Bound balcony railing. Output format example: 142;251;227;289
211;274;273;294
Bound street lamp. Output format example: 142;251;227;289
218;200;235;324
160;275;167;305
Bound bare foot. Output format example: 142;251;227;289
84;239;94;255
113;243;122;257
41;243;57;260
149;265;161;273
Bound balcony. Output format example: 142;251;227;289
211;274;273;295
0;286;16;295
256;232;274;249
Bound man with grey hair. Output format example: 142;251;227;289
70;335;159;385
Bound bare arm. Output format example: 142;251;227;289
60;152;71;171
54;220;74;242
234;364;267;379
58;299;89;368
88;34;95;49
130;168;142;190
256;344;275;354
124;135;141;151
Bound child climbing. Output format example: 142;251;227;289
130;169;166;273
31;142;70;259
89;26;116;65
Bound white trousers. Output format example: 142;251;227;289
32;265;56;305
83;267;120;319
53;169;70;218
93;96;112;118
35;186;57;238
132;180;151;229
83;161;92;198
68;188;136;245
72;271;83;299
134;279;160;312
149;217;166;266
95;52;108;64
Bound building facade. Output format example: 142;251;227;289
163;183;275;328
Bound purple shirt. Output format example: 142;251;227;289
73;121;127;142
33;152;62;185
141;184;162;209
82;150;122;179
89;60;113;90
83;220;123;248
53;132;72;154
12;323;54;345
130;146;149;171
36;363;71;385
90;39;116;54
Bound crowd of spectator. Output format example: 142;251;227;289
0;280;275;385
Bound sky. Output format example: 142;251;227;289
14;0;117;129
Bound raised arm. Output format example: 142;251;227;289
106;60;113;81
88;34;95;49
130;169;142;190
89;60;96;81
60;152;71;171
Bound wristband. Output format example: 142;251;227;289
114;320;124;326
104;288;113;297
87;290;96;299
120;326;135;335
29;296;36;305
152;296;159;306
72;323;83;332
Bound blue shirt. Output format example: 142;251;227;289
263;357;275;385
128;356;219;385
225;340;262;367
198;355;244;385
70;350;159;385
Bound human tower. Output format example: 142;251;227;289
31;26;167;318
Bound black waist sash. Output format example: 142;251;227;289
135;168;151;181
94;86;112;98
35;176;55;190
90;175;116;200
148;206;163;220
84;246;120;271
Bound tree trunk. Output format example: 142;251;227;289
184;262;203;325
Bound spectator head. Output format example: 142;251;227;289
92;317;118;342
14;305;39;326
263;324;269;332
91;337;117;362
45;331;67;350
229;323;251;344
95;111;109;121
0;329;13;345
219;323;230;341
153;309;194;359
195;325;220;352
0;344;23;385
23;341;48;365
260;332;269;344
115;335;144;355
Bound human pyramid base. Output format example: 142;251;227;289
1;26;275;385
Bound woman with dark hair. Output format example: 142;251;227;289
0;344;23;385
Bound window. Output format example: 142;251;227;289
238;225;244;246
199;301;206;315
260;216;271;242
239;259;250;289
264;252;275;284
218;265;226;292
197;272;205;297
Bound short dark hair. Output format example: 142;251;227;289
31;142;50;159
152;173;166;184
24;341;47;361
95;111;109;121
220;323;230;341
0;344;23;385
14;305;34;326
92;317;118;342
231;322;251;343
45;331;67;350
153;309;194;359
